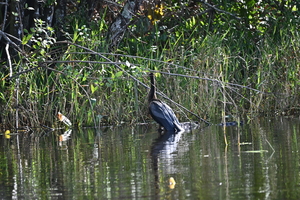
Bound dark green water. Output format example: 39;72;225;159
1;117;300;199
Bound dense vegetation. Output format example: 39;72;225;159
0;0;299;129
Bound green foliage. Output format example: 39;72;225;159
1;1;300;128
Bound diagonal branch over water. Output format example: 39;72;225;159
157;71;267;95
55;41;211;124
7;41;269;125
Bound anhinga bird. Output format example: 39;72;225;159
148;73;184;132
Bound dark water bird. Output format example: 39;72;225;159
148;73;184;132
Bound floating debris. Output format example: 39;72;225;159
239;142;252;145
242;150;268;153
169;177;176;189
4;130;10;139
57;112;72;127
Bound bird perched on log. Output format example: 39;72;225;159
148;73;184;132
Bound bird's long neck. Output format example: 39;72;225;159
148;73;157;102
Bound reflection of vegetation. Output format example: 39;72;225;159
0;119;299;198
0;1;299;128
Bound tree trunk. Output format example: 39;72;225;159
107;0;144;51
54;0;66;40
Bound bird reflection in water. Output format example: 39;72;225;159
57;129;72;148
150;130;184;192
148;73;200;191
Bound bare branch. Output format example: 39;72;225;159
157;71;266;94
198;0;241;20
55;41;209;124
0;0;8;37
5;43;12;77
0;31;24;53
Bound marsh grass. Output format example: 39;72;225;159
1;20;299;129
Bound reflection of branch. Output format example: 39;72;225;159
198;0;241;20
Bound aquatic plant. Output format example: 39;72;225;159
0;1;299;129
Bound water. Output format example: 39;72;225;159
1;117;300;199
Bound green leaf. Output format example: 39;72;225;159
115;71;123;78
91;84;98;94
22;34;33;45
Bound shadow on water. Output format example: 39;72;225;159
1;117;300;199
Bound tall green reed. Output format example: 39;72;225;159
1;16;299;129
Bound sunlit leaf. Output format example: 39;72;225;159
21;34;32;45
91;84;98;94
115;71;123;78
4;130;10;139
